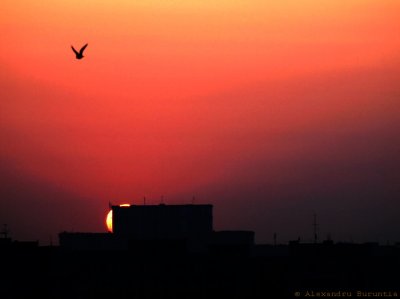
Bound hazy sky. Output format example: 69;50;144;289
1;0;399;244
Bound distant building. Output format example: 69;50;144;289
0;237;38;250
210;231;255;256
0;237;12;248
59;232;126;251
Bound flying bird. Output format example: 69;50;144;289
71;43;88;59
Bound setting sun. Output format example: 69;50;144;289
106;203;131;232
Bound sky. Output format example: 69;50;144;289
1;0;399;244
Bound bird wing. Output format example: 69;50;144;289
79;43;88;55
71;45;79;55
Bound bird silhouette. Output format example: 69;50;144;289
71;44;88;59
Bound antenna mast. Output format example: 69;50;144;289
312;213;318;244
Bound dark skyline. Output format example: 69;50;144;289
2;203;399;298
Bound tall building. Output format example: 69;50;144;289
60;203;254;254
112;204;213;239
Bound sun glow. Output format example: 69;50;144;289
106;203;131;232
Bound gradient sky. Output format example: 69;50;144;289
1;0;399;244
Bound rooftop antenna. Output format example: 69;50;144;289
312;212;318;244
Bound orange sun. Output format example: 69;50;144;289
106;203;130;232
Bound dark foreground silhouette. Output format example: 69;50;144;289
1;240;399;299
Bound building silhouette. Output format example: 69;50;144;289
59;203;254;254
113;204;213;237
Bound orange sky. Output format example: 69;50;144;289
1;0;400;243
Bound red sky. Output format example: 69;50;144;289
1;0;399;244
